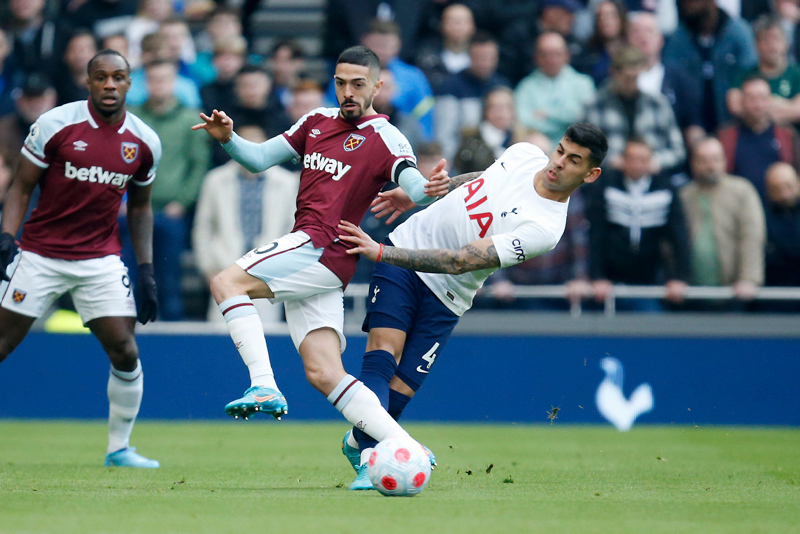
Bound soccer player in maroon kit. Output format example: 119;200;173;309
0;51;162;468
192;46;449;452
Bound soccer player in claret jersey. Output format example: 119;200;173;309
337;123;608;489
0;50;162;468
191;46;449;452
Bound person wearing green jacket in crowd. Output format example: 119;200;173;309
130;58;210;320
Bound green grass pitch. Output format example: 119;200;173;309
1;421;798;533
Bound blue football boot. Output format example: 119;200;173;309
341;430;361;472
348;463;375;491
105;447;160;468
424;445;437;469
224;386;288;420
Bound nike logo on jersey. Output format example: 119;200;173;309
303;152;352;181
64;161;133;189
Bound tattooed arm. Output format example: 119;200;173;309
448;171;483;193
338;220;500;275
371;170;484;224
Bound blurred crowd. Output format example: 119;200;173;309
1;0;800;322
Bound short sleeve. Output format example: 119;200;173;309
21;114;60;168
491;222;559;268
133;135;162;186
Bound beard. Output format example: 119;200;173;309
339;96;373;121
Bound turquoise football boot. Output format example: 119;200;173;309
348;463;375;491
105;447;160;468
341;430;361;472
224;386;288;420
423;445;437;469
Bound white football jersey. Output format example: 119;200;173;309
389;142;569;315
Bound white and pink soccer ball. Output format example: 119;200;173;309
367;436;432;496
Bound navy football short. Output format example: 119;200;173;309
362;247;460;391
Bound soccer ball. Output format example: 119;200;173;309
367;436;432;497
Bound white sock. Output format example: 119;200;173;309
360;448;374;466
327;375;409;443
219;296;278;390
107;360;143;454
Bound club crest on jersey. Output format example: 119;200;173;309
343;133;365;152
121;142;139;163
12;289;26;303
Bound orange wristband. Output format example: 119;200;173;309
376;244;385;263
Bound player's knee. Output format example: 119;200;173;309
105;336;139;368
210;269;243;303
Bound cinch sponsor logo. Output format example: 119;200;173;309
64;161;133;190
303;152;351;181
511;238;525;262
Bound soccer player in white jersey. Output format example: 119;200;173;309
337;122;608;489
0;51;162;468
192;46;449;456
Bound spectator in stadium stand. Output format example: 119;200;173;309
128;58;210;321
627;11;705;151
126;32;202;108
268;38;309;113
287;79;325;123
774;0;800;63
434;31;510;162
573;0;628;88
727;15;800;125
680;137;766;310
67;0;137;40
158;17;201;86
125;0;176;70
0;28;24;118
229;63;292;139
331;19;434;141
415;3;476;96
585;137;690;312
192;5;246;85
7;0;66;77
101;33;130;58
322;0;433;63
663;0;757;134
192;124;298;327
0;72;57;172
452;86;526;175
763;163;800;303
54;30;97;106
717;76;800;202
515;32;596;151
372;68;424;151
532;0;584;63
584;46;686;175
199;35;248;117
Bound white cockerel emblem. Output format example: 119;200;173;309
596;357;654;431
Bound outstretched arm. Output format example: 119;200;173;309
192;109;295;172
338;220;500;275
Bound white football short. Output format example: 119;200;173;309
235;231;346;352
0;251;136;323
